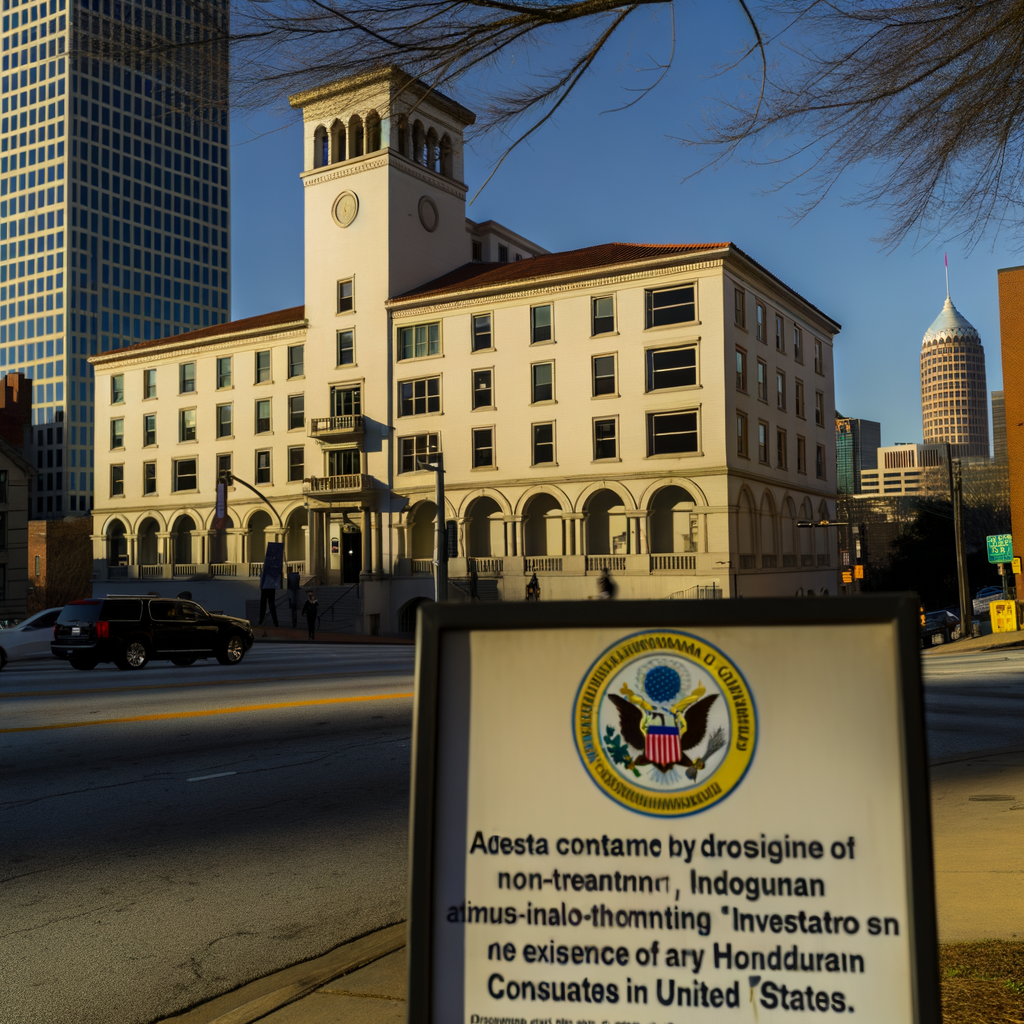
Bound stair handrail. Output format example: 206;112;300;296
317;581;361;629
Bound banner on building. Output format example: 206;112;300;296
212;481;229;531
259;541;284;590
407;598;938;1024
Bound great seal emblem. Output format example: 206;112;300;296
573;630;756;817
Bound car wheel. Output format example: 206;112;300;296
216;633;246;666
170;656;196;667
69;656;98;670
115;640;150;671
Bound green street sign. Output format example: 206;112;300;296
987;534;1014;563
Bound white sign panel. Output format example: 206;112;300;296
409;599;938;1024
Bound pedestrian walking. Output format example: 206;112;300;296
258;587;279;626
525;573;540;602
302;591;319;640
597;568;617;600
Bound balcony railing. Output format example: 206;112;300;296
108;565;129;578
249;562;264;577
212;562;238;577
304;474;369;496
650;555;696;571
468;557;503;574
412;559;434;574
309;415;364;439
587;556;626;572
172;563;198;577
524;557;562;573
140;564;164;578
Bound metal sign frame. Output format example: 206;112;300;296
408;596;939;1024
987;534;1014;563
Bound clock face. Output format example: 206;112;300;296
333;191;359;228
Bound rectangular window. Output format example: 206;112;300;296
756;302;766;343
256;450;271;485
179;408;197;442
398;322;441;360
531;304;552;344
287;345;304;379
179;361;195;393
110;417;124;449
793;327;803;364
173;458;197;491
331;386;361;417
776;370;786;411
472;369;493;410
816;443;826;479
592;354;616;396
814;391;825;426
288;394;305;430
144;367;157;399
328;450;361;476
399;376;441;416
143;412;156;447
143;461;156;495
532;422;555;465
216;356;232;389
472;313;492;352
734;288;746;328
337;329;355;366
111;373;124;404
216;403;232;438
646;346;696;391
645;284;696;328
217;454;233;479
472;427;494;468
110;464;124;496
399;433;440;473
776;428;787;469
775;313;784;352
814;339;824;374
757;359;768;401
531;362;554;403
498;244;509;263
592;296;615;335
797;436;807;474
256;399;271;433
737;412;749;457
594;418;617;460
288;446;305;482
795;379;805;418
647;411;699;456
758;421;768;463
735;348;747;392
255;350;271;383
337;278;353;313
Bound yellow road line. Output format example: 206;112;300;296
0;692;414;733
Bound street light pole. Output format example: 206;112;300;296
951;458;973;638
430;453;447;603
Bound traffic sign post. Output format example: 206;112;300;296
987;534;1014;564
409;598;939;1024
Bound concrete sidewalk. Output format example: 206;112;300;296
251;626;413;645
923;628;1024;657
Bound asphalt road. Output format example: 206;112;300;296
921;646;1024;759
0;643;416;1024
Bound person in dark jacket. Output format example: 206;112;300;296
301;592;319;640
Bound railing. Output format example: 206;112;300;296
309;415;364;437
586;556;625;571
172;563;198;577
783;554;797;568
761;554;777;569
304;473;368;494
108;565;129;578
650;555;696;571
317;582;361;632
286;560;306;575
525;557;561;573
411;559;434;574
212;562;238;577
249;562;264;577
140;564;164;578
468;557;503;574
739;555;755;570
673;583;723;600
816;553;831;566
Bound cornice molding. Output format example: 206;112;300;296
300;150;468;201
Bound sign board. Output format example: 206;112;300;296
1014;557;1022;576
987;534;1014;563
991;600;1018;633
409;599;938;1024
841;571;852;584
854;565;865;580
259;541;284;590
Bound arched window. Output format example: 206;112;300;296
412;121;425;166
330;119;346;163
349;114;364;158
759;493;777;568
649;486;697;553
439;135;453;177
466;496;503;557
523;493;562;556
396;115;408;157
313;125;328;168
399;597;433;634
426;128;438;172
107;519;127;566
365;111;382;152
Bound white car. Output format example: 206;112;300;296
0;608;64;668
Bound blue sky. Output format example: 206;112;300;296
227;6;1021;449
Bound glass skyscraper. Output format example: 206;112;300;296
0;0;229;516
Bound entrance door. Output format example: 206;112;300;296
342;530;361;583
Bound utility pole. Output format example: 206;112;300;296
428;453;447;603
950;454;972;638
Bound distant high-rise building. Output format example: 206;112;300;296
858;443;946;496
920;295;989;457
0;1;232;518
992;390;1007;463
835;415;881;494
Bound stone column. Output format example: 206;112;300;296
456;517;468;558
509;516;523;557
564;514;583;556
156;531;172;564
371;511;383;576
361;507;372;577
127;533;138;565
226;528;246;566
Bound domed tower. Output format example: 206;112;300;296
920;295;990;458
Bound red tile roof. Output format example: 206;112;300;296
93;306;307;359
392;243;731;301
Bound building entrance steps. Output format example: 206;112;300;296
245;585;362;634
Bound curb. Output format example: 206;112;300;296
156;922;406;1024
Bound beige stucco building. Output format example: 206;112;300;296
88;67;841;631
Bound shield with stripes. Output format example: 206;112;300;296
645;725;681;765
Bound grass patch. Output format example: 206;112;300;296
942;941;1024;1023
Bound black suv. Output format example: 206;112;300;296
52;597;254;671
